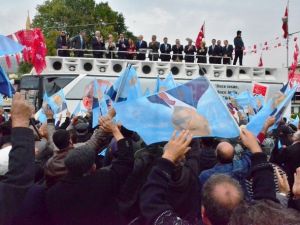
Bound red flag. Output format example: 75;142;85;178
15;54;20;65
5;55;12;69
282;7;288;39
258;55;263;67
195;22;205;49
14;28;47;74
252;83;268;97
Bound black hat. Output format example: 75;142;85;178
75;122;89;137
53;130;70;150
64;146;95;176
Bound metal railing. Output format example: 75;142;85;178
56;48;232;64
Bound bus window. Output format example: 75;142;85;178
19;76;40;90
44;76;76;96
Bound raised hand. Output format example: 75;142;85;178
240;128;262;153
162;130;193;164
275;167;290;195
11;92;32;128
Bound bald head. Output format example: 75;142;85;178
202;174;244;225
216;142;234;164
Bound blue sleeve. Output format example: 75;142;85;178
232;150;251;177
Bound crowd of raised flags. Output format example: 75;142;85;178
33;64;298;145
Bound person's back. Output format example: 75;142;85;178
46;123;134;225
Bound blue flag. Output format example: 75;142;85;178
107;65;142;102
234;91;258;111
144;88;151;96
34;92;49;123
155;72;177;93
47;89;68;115
291;115;300;127
114;77;240;145
92;79;109;128
72;100;87;117
0;35;23;56
247;85;298;135
0;66;15;97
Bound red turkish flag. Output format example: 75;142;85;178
195;22;205;49
282;7;288;39
14;28;47;74
252;83;268;97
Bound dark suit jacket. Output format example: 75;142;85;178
208;45;222;56
136;40;148;60
56;36;69;49
172;45;183;61
71;35;86;50
91;37;105;57
222;44;233;59
184;45;196;62
117;39;129;52
160;43;172;61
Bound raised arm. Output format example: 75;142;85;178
2;93;35;186
240;128;277;202
140;130;193;225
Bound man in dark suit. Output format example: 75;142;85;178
148;35;160;61
56;30;70;57
233;30;245;65
215;40;223;64
208;39;220;64
184;39;196;63
91;31;105;58
116;33;129;59
136;35;147;60
160;37;172;62
71;30;86;57
222;40;233;64
172;39;183;62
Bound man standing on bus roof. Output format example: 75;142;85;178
233;30;245;66
56;30;70;57
91;31;105;58
71;30;86;57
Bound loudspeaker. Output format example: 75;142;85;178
171;66;180;75
53;61;62;70
226;69;233;77
113;64;122;73
83;62;93;71
142;65;151;74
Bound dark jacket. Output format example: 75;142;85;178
196;47;207;63
91;36;105;58
117;39;129;59
136;40;148;60
46;138;134;225
184;45;196;63
0;128;35;225
71;35;86;50
172;45;184;61
222;44;233;59
234;36;244;51
270;142;300;189
139;150;277;225
160;43;172;61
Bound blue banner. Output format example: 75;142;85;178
114;77;240;145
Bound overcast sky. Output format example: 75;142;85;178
0;0;299;67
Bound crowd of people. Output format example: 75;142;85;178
0;90;300;225
56;30;245;65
